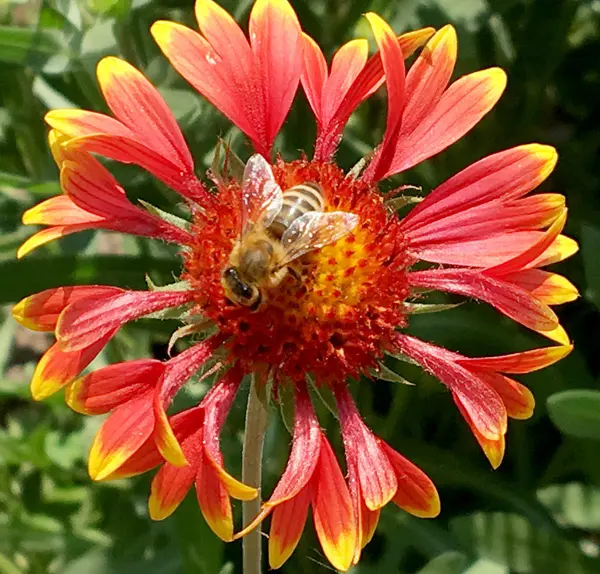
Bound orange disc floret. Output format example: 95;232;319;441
183;159;410;384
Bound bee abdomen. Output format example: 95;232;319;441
269;183;325;239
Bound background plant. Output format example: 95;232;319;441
1;0;599;572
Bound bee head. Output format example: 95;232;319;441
221;267;262;310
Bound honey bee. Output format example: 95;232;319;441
221;154;359;309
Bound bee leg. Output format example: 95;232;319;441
287;266;302;284
270;267;289;287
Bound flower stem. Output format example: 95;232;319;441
242;375;269;574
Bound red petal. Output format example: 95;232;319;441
65;133;209;204
363;13;405;182
152;21;258;146
65;359;164;414
154;341;217;466
528;234;579;267
201;368;256;500
384;68;507;177
335;386;397;510
45;109;133;139
22;195;104;226
454;398;506;468
105;436;163;480
406;193;565;249
268;484;312;569
300;33;328;123
400;144;557;233
401;26;457;137
503;269;579;305
358;501;379;552
485;209;567;276
379;441;440;517
154;0;302;157
60;159;187;243
345;458;380;565
196;450;234;541
149;418;203;520
408;269;561;339
108;406;204;480
12;285;121;332
394;334;507;441
88;391;155;480
315;28;434;161
457;344;573;374
266;386;322;505
248;0;303;153
234;385;322;539
312;437;357;572
30;332;115;401
409;231;562;268
321;39;369;124
17;224;105;258
149;454;199;520
96;57;194;173
56;290;193;351
474;372;535;420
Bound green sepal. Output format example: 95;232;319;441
276;380;295;435
404;302;463;314
145;276;190;292
307;374;339;421
368;362;415;385
210;137;245;186
138;199;191;231
346;151;373;180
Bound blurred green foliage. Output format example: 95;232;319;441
1;0;600;572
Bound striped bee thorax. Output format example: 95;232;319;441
268;183;325;239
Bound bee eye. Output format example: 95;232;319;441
240;285;253;300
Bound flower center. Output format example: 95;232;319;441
183;159;410;383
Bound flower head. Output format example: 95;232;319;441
14;0;578;570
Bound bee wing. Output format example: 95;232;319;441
278;211;360;266
240;154;284;233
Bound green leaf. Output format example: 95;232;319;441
538;483;600;530
0;26;67;69
0;552;23;574
451;512;593;573
417;551;469;574
547;390;600;440
174;494;225;574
